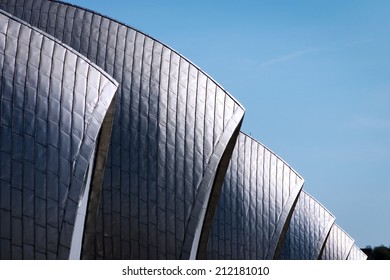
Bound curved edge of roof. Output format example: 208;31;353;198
0;9;119;259
55;0;244;110
301;190;335;219
235;132;305;259
299;190;336;259
347;245;368;260
0;7;119;191
0;7;118;89
328;223;356;260
332;223;356;245
239;131;304;182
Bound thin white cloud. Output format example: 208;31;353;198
256;39;370;70
346;116;390;130
257;48;324;69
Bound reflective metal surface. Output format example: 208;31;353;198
347;244;367;260
278;191;335;260
0;0;245;259
0;0;368;261
205;133;304;259
0;9;117;259
319;223;354;260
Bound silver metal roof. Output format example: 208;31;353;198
0;8;117;259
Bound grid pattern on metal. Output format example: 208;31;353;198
0;9;117;259
205;132;304;260
1;0;367;261
0;0;245;259
347;245;367;260
278;190;335;260
320;223;354;260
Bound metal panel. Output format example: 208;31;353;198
347;244;367;260
320;223;354;260
0;9;117;259
278;190;335;259
1;0;245;259
205;132;304;259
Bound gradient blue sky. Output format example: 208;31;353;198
66;0;390;248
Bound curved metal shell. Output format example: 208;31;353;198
320;223;354;260
205;132;304;259
1;0;368;261
347;244;367;260
278;190;335;259
0;9;117;259
0;0;245;259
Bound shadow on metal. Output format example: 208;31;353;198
0;9;117;259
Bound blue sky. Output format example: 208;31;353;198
66;0;390;248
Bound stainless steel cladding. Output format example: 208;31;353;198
347;245;368;260
0;9;117;259
320;223;354;260
0;0;245;259
206;133;304;259
278;191;335;260
0;0;368;260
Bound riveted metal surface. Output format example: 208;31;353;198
319;223;354;260
347;244;367;260
205;132;304;260
1;0;245;259
278;190;335;260
0;9;117;259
